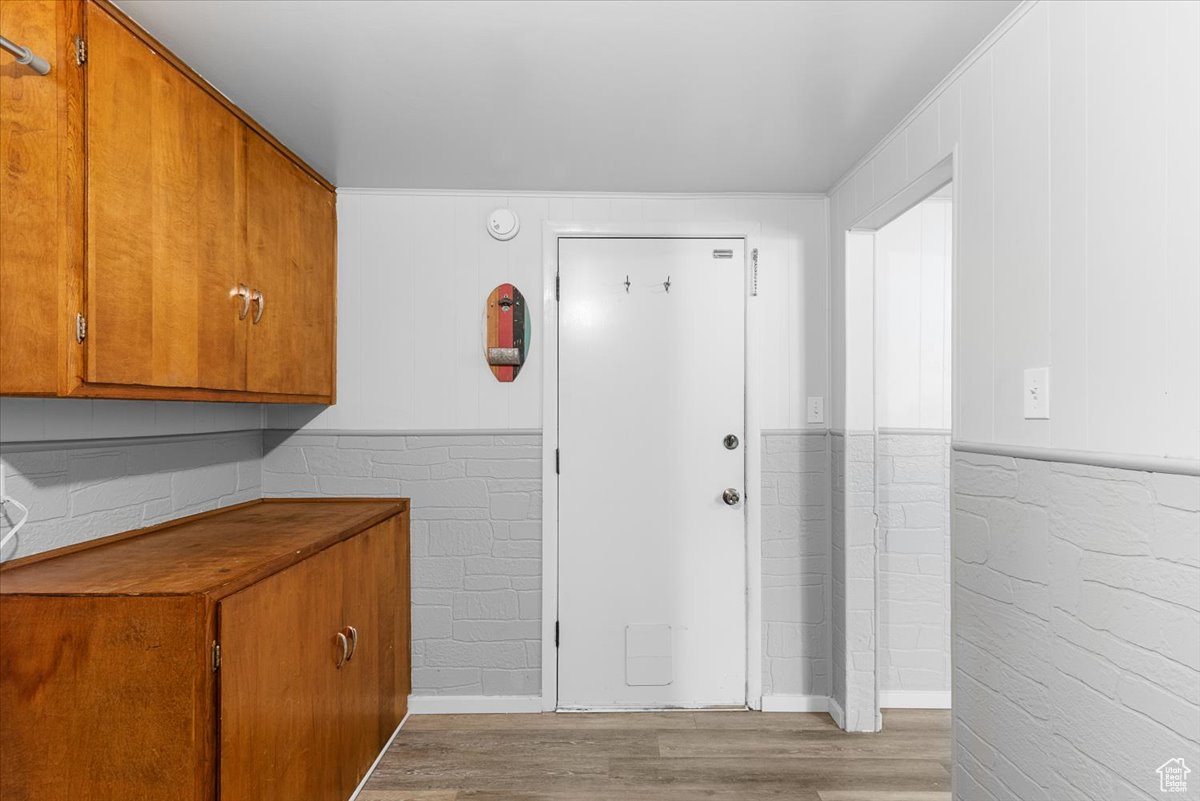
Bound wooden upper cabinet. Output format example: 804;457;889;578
0;0;81;395
0;0;337;403
245;133;336;397
86;3;248;391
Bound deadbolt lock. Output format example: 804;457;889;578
722;488;742;506
723;434;739;450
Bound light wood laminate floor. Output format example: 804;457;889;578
360;709;951;801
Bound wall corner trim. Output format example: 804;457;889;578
406;695;544;715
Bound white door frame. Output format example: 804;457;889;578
841;152;958;732
541;222;763;712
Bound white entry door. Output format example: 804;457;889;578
557;237;747;709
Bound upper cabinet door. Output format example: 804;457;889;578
85;3;247;391
245;133;336;398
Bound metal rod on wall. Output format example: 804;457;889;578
0;35;51;75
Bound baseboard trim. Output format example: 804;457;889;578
348;710;409;801
760;694;830;713
407;695;544;714
879;690;951;709
828;696;846;729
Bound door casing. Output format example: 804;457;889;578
540;222;763;712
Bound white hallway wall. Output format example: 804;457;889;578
270;191;829;432
828;0;1200;795
875;196;952;431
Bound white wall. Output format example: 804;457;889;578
875;197;952;430
270;191;829;433
832;0;1200;462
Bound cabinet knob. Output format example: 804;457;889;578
344;626;358;662
335;631;349;669
250;289;265;324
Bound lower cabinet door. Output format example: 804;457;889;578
218;541;347;801
338;517;405;786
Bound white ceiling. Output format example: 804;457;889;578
114;0;1018;193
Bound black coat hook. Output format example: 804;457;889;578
624;275;631;293
663;275;671;293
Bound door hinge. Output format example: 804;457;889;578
555;621;559;648
555;274;560;301
73;36;86;66
211;642;221;672
75;313;87;343
750;248;759;296
555;448;559;474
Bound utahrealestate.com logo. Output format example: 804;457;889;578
1158;758;1190;793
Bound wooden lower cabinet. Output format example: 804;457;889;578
0;499;410;801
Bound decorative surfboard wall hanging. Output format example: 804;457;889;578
484;284;529;382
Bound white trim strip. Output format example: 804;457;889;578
0;428;260;453
760;694;831;713
338;187;828;200
878;427;951;436
826;0;1037;194
828;696;846;729
407;695;544;715
879;691;951;710
267;428;542;438
347;711;409;801
952;441;1200;477
760;428;829;437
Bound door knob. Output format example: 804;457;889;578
722;488;741;506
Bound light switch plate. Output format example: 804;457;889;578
1024;368;1050;419
806;396;825;424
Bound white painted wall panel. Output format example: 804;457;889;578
304;192;829;432
1047;0;1089;452
830;0;1200;461
1164;0;1200;460
954;55;996;445
991;1;1051;447
875;198;953;430
1085;1;1170;459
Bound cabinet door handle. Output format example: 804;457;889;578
230;285;251;320
335;631;349;669
344;626;358;662
250;289;264;324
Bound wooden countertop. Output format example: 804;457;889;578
0;498;408;597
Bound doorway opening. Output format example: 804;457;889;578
543;232;757;712
873;185;953;712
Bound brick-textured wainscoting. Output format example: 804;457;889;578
877;431;951;707
265;429;835;707
0;430;262;560
952;451;1199;800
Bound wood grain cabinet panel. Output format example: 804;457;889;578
246;133;336;397
86;3;248;391
0;0;81;395
0;499;410;801
0;0;337;403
